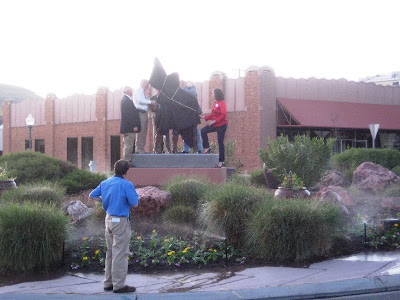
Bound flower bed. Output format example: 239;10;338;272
65;230;246;274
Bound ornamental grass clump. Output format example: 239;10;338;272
0;182;65;207
163;205;197;225
246;199;342;262
164;176;209;208
199;183;271;248
0;201;69;272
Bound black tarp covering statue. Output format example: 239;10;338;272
148;58;199;150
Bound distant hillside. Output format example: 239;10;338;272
0;83;42;103
0;83;43;124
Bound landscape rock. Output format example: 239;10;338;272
134;186;172;218
316;186;354;215
316;185;355;207
353;162;400;194
63;200;94;222
319;170;346;188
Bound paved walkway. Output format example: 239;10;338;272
0;251;399;299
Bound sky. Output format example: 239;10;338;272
1;0;399;98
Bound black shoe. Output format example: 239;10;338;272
104;285;113;291
181;151;189;154
113;285;136;293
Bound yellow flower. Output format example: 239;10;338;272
153;229;157;233
168;251;175;256
82;256;88;261
213;249;217;253
137;236;142;240
209;248;214;252
164;239;169;242
182;247;190;253
395;224;399;227
82;237;87;241
95;250;100;255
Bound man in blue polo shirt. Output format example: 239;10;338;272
89;160;139;293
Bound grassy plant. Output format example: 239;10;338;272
260;135;335;188
199;183;270;248
0;182;65;207
228;174;251;186
0;201;69;272
380;184;400;197
246;198;342;262
249;169;266;187
163;205;197;225
164;176;209;208
58;168;106;194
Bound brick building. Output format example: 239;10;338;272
3;66;400;173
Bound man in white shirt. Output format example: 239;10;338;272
134;79;154;154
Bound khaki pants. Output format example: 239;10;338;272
135;112;148;153
104;215;131;290
122;133;136;162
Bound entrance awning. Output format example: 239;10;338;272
277;98;400;130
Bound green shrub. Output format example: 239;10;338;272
58;169;106;194
260;135;335;188
0;151;74;185
246;199;342;262
249;169;267;187
391;165;400;176
0;182;65;207
0;201;69;272
332;148;400;178
199;183;270;248
0;152;105;194
164;176;209;208
163;205;197;225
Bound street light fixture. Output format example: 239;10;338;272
25;114;35;150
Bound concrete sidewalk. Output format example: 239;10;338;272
0;251;399;299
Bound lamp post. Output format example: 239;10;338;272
25;114;35;150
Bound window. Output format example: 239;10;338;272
25;140;30;150
67;138;78;165
34;139;45;153
110;136;121;170
81;137;93;170
392;82;399;86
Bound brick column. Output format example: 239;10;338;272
95;87;108;173
44;94;56;157
2;101;11;154
259;66;277;150
243;67;262;170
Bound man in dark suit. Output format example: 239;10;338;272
120;86;141;162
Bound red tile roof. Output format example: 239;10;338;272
277;98;400;130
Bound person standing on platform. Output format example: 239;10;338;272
201;88;228;168
89;159;139;293
134;79;156;154
120;86;141;163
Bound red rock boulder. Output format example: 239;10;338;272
352;162;400;194
133;186;172;218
